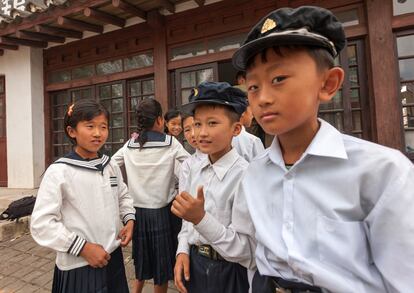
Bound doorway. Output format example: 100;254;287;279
0;76;7;186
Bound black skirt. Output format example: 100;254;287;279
52;247;129;293
132;205;175;285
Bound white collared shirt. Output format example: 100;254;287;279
112;133;190;208
178;148;207;193
177;148;256;269
232;126;265;162
31;155;135;271
243;119;414;292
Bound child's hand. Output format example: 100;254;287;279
171;186;205;225
80;242;110;268
118;220;134;247
174;253;190;293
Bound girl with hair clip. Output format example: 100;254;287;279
112;98;190;293
164;108;182;138
31;99;135;293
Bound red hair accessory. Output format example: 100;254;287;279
67;104;74;117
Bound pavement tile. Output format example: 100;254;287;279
14;283;40;293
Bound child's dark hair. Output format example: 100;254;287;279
64;99;110;145
181;112;193;125
235;71;246;82
164;108;181;132
246;45;335;72
136;98;163;149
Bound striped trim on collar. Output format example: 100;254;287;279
54;154;111;171
127;133;173;149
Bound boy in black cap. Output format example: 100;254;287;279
171;81;256;293
233;5;414;293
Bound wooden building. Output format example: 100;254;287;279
0;0;413;188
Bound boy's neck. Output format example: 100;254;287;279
208;145;232;164
277;119;320;165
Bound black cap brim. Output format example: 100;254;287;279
232;33;336;71
181;99;244;115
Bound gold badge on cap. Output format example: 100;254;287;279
261;18;277;34
193;88;199;96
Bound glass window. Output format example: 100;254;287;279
48;70;71;83
0;78;4;93
334;9;359;27
72;65;95;80
396;35;414;57
171;42;206;61
124;53;153;71
208;33;245;53
96;60;123;75
393;0;414;16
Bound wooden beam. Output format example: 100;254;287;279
84;7;126;27
16;31;65;43
0;43;18;50
193;0;205;6
111;0;146;20
57;16;103;34
35;25;83;39
0;36;47;48
158;0;174;13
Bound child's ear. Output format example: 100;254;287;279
319;67;345;102
232;121;242;137
66;126;76;138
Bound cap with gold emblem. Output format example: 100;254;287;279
232;6;346;71
181;81;248;115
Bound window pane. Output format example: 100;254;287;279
181;89;192;104
196;69;214;83
350;88;361;108
347;45;357;66
334;9;359;27
49;70;71;83
405;130;414;152
349;67;359;86
142;80;154;95
112;98;123;112
319;90;343;110
208;33;245;53
397;35;414;57
130;97;139;110
101;99;111;111
0;79;4;93
129;81;141;96
112;113;124;127
181;72;196;88
72;65;94;80
0;98;4;116
96;60;122;75
352;110;362;131
112;84;123;98
112;128;125;143
100;85;111;99
393;0;414;16
171;42;206;61
398;59;414;81
319;112;344;131
124;53;153;71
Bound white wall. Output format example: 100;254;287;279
0;47;45;188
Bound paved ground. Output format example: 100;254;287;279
0;233;178;293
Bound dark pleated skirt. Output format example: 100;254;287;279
132;205;175;285
52;247;129;293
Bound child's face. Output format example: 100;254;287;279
166;116;182;137
182;116;197;149
194;105;241;163
246;47;330;136
67;113;108;159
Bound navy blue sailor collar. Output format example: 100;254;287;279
127;131;172;149
54;151;111;172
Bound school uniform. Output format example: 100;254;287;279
112;131;190;285
31;151;135;293
232;126;265;162
177;148;256;293
241;119;414;293
178;148;207;193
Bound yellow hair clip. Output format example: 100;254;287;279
67;104;74;117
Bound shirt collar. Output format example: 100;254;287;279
127;131;172;148
268;119;348;167
54;151;111;172
200;148;240;181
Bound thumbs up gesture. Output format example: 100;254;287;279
171;186;206;225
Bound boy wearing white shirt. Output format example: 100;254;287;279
232;5;414;293
172;81;256;293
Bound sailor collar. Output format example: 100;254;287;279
54;151;111;172
127;131;172;149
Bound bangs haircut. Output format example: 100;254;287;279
64;99;109;145
194;103;241;123
246;45;335;72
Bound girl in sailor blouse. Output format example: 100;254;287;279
31;99;135;293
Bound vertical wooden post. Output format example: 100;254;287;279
366;0;404;150
148;10;169;112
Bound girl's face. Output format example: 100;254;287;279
182;116;197;149
67;113;108;159
166;116;182;137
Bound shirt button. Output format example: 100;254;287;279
285;173;293;180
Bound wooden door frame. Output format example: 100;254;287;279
0;75;7;187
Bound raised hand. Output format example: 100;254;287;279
171;186;206;225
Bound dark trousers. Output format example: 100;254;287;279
185;246;249;293
252;271;322;293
